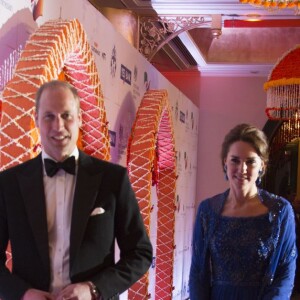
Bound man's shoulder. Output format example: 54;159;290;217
0;157;41;187
80;151;127;173
0;155;40;176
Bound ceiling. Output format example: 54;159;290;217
90;0;300;77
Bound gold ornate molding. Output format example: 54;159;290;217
139;15;210;61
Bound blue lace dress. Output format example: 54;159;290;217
210;214;272;299
189;189;297;300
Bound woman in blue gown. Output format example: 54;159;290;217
189;124;297;299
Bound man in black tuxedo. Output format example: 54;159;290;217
0;80;152;300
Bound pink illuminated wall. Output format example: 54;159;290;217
196;76;268;203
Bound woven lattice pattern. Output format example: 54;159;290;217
127;90;176;299
0;19;110;171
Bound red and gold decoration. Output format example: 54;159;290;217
264;44;300;120
0;19;110;171
239;0;300;11
127;90;176;299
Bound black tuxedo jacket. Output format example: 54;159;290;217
0;151;152;300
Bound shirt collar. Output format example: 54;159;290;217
42;148;79;163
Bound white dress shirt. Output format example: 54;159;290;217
42;148;79;295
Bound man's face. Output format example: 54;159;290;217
35;86;82;161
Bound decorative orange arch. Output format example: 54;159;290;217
127;90;177;299
0;19;110;170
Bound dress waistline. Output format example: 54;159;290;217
212;280;261;287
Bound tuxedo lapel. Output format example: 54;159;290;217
16;155;50;275
69;152;104;269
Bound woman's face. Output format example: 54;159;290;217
224;141;264;191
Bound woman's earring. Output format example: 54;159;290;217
223;165;228;181
256;169;263;186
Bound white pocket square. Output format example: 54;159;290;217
91;207;105;216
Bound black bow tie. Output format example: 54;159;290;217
44;156;76;177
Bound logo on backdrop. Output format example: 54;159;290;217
108;130;116;147
110;45;117;78
120;64;131;85
180;111;185;123
134;65;138;82
144;72;150;91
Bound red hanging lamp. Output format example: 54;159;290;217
264;44;300;120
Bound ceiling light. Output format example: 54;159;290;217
211;29;222;39
246;14;261;21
